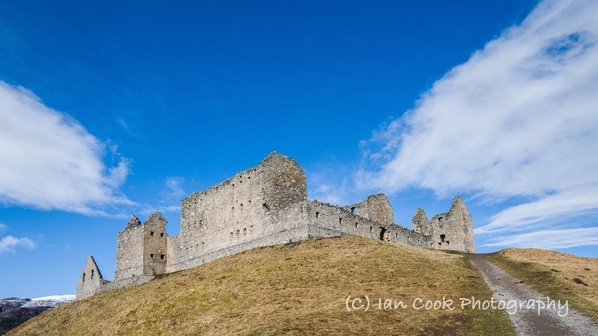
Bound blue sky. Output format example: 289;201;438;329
1;0;597;298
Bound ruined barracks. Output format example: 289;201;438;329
77;152;475;299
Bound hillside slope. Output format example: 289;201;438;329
10;236;514;335
487;248;598;321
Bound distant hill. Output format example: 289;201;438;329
9;236;515;335
0;295;74;335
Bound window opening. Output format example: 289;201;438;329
379;228;387;241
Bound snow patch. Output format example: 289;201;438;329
22;294;75;308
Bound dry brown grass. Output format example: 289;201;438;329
487;248;598;320
11;236;514;335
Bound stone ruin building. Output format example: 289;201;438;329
76;152;475;300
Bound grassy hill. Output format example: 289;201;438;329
487;248;598;321
10;236;515;335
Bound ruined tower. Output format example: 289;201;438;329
114;213;168;281
412;208;430;235
412;196;475;253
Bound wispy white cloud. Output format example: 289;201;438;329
308;173;351;205
477;187;598;234
138;204;181;217
0;81;133;215
483;227;598;249
117;118;129;129
0;223;6;233
359;0;598;247
116;118;134;136
306;163;367;206
0;235;36;254
162;177;186;200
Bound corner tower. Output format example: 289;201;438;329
142;212;168;275
114;213;168;281
427;197;475;253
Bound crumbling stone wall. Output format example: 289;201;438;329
307;200;431;247
413;197;475;253
412;208;430;235
76;256;108;300
344;193;394;225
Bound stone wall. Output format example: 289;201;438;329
305;200;431;248
102;274;155;293
126;198;432;277
114;216;144;281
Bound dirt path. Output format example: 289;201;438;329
469;254;598;336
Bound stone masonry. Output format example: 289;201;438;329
76;152;476;300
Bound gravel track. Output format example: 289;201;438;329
470;254;598;336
